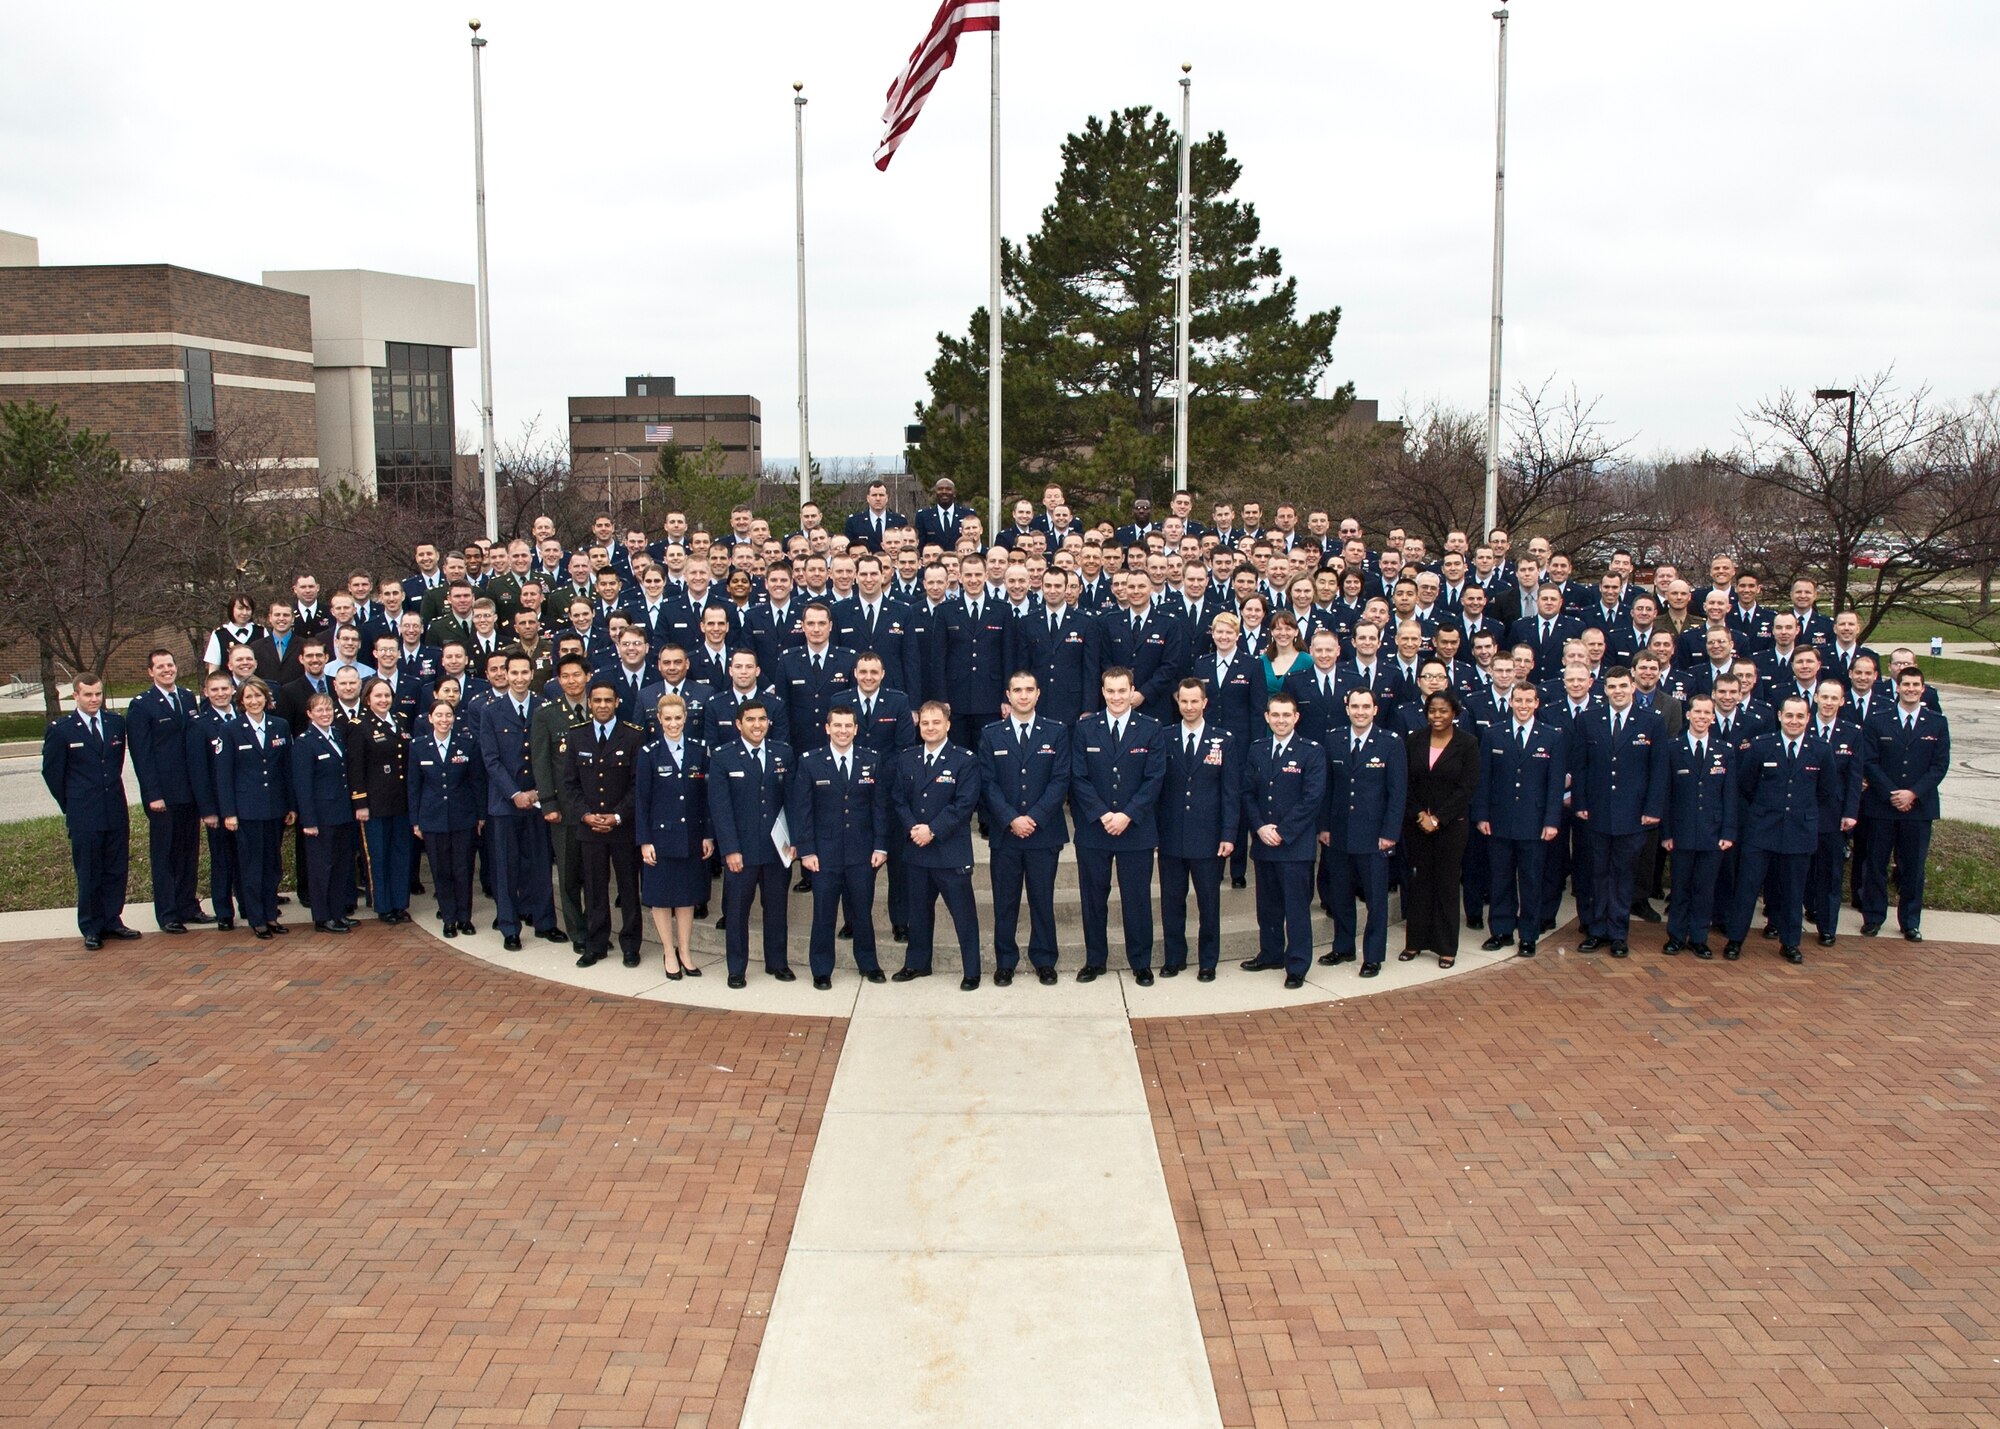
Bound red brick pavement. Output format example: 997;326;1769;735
1138;940;2000;1428
0;927;844;1428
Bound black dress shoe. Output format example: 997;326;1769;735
107;926;142;940
159;921;188;934
1632;902;1663;924
994;969;1013;987
892;967;929;982
1318;950;1355;966
813;976;832;990
268;920;289;935
1076;965;1105;982
1196;968;1216;982
443;925;459;938
1818;931;1837;947
253;927;274;941
1783;946;1803;964
1480;934;1512;952
958;976;978;991
1609;942;1629;959
1159;965;1182;978
715;914;728;930
503;935;523;951
1904;929;1924;942
1283;973;1306;989
214;919;234;931
1517;943;1537;958
276;894;291;906
314;921;350;935
794;873;813;893
839;922;854;939
1133;969;1154;987
1239;958;1282;971
1578;936;1606;953
1760;921;1778;940
186;912;217;925
728;974;747;988
693;904;708;920
1859;922;1882;937
1465;913;1484;930
576;950;602;967
1661;938;1683;955
863;969;886;984
771;967;797;982
1037;968;1057;986
622;951;640;968
82;935;103;950
1692;944;1714;960
1358;963;1381;978
892;924;909;941
1542;919;1558;934
457;922;478;936
1722;941;1742;960
1231;876;1248;889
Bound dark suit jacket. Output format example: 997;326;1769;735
1402;727;1481;836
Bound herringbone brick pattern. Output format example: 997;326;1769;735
1137;943;2000;1427
0;927;843;1427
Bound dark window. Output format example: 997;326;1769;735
185;348;215;433
373;341;457;502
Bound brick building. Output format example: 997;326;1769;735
0;263;318;468
569;375;763;502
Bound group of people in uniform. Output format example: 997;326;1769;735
42;477;1952;987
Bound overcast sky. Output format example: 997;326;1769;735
4;2;1995;467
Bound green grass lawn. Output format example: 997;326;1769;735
0;803;298;915
1910;657;2000;691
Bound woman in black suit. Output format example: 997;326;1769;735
1400;687;1482;967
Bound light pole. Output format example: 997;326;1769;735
793;82;812;515
1173;63;1192;497
1814;387;1858;487
469;18;498;543
1483;7;1510;543
605;451;642;517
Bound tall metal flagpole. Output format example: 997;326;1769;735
1173;63;1192;495
987;31;1002;535
794;82;812;512
1482;8;1509;542
469;18;498;542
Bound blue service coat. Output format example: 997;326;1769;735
290;721;359;829
778;645;858;748
978;716;1071;850
1322;726;1407;854
1241;735;1327;862
787;745;889;867
940;596;1011;724
1572;705;1668;836
1007;607;1098;725
213;715;295;823
477;693;543;817
705;684;791;752
1094;610;1189;712
41;710;129;833
1157;725;1243;861
408;730;486;832
634;739;710;857
892;742;983;868
126;685;200;806
1737;731;1837;854
1469;718;1567;840
1069;711;1168;851
1860;705;1950;821
708;738;794;866
1663;733;1738;850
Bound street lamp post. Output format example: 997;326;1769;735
793;82;812;515
469;19;498;543
1814;387;1858;487
1173;63;1192;497
1483;7;1510;543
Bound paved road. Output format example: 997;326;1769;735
5;682;1999;827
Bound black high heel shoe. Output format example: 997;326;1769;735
681;962;703;978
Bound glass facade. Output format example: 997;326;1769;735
372;342;456;500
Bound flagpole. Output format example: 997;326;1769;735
794;82;813;514
468;18;498;543
986;29;1002;537
1173;62;1192;496
1483;8;1509;541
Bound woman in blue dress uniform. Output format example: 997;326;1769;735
213;677;294;938
408;699;486;935
349;677;414;924
637;693;713;979
291;692;360;933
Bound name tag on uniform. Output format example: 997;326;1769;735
576;749;594;761
814;777;832;787
315;751;332;762
1763;760;1778;768
728;769;745;778
1086;745;1103;754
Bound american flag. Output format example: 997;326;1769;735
874;0;999;171
644;423;675;443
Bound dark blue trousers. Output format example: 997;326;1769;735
1487;836;1546;942
1859;818;1933;933
1252;858;1315;976
1730;846;1808;948
885;837;910;930
425;826;477;925
205;821;246;922
809;862;881;978
304;822;358;925
362;814;414;915
147;801;202;924
723;860;792;977
1582;826;1648;942
1667;847;1722;946
1806;829;1848;935
1462;826;1492;921
236;817;285;928
1543;809;1586;928
1327;845;1392;966
905;862;981;979
1076;844;1155;970
490;811;555;935
1159;853;1223;972
988;844;1059;971
69;826;128;938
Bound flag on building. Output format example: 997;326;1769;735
873;0;999;171
644;423;675;443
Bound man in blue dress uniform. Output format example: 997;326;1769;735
41;676;137;949
1858;665;1950;941
979;671;1071;985
1471;683;1567;958
1571;667;1668;958
1805;683;1863;947
1238;690;1327;988
1069;667;1169;984
831;654;919;939
127;649;211;932
1660;694;1736;959
1156;678;1242;980
891;701;985;989
708;699;798;987
1318;688;1407;976
1725;696;1837;963
788;706;890;989
478;652;564;951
